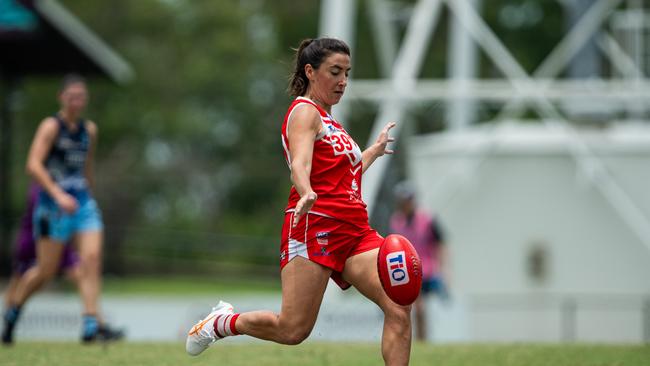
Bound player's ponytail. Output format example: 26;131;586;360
288;38;350;97
288;38;314;97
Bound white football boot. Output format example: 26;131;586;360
186;301;234;356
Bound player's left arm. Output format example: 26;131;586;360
361;122;396;174
85;120;98;192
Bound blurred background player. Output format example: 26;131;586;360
2;74;107;344
185;38;413;365
390;181;448;342
2;182;124;343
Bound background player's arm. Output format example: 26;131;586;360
431;218;450;285
362;122;395;174
85;120;98;192
26;118;78;213
287;105;321;226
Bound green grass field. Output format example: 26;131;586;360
1;342;648;366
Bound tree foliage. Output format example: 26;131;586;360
5;0;575;273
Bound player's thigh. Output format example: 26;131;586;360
280;256;332;329
35;238;66;277
74;230;103;262
74;198;104;258
342;248;393;308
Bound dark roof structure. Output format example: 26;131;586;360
0;0;134;83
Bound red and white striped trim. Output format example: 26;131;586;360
284;98;331;167
284;209;333;219
286;212;310;263
213;313;240;338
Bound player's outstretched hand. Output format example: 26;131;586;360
374;122;396;156
293;191;317;228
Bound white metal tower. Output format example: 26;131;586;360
319;0;650;254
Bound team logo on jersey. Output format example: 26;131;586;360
351;178;358;192
316;232;329;245
386;251;410;286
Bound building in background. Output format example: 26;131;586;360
409;123;650;342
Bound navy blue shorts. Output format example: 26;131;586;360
422;276;447;297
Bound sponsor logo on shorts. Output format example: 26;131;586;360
316;231;329;245
312;247;329;257
386;251;410;286
280;250;287;261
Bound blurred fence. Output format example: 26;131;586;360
10;291;650;343
103;225;278;278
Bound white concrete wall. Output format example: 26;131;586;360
407;124;650;342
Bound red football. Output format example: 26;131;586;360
377;234;422;306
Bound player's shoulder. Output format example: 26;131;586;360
41;116;59;126
290;99;321;117
287;101;321;129
38;116;60;135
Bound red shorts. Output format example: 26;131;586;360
280;212;383;289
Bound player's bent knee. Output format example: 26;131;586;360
80;254;102;273
41;270;57;280
280;323;314;346
82;252;101;264
281;327;312;345
37;264;59;280
385;302;412;323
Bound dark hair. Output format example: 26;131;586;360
60;73;86;92
288;38;350;97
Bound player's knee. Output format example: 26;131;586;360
81;252;101;269
283;332;309;345
32;267;56;284
282;327;312;345
384;302;412;325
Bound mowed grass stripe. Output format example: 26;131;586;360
0;342;648;366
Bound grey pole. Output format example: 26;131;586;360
0;75;19;275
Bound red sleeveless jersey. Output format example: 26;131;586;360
281;97;369;226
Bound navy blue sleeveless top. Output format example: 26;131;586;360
40;115;91;203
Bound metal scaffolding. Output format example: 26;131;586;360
319;0;650;253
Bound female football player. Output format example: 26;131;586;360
186;38;411;365
2;75;106;344
3;182;123;343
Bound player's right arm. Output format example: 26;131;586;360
287;105;321;227
26;117;78;213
